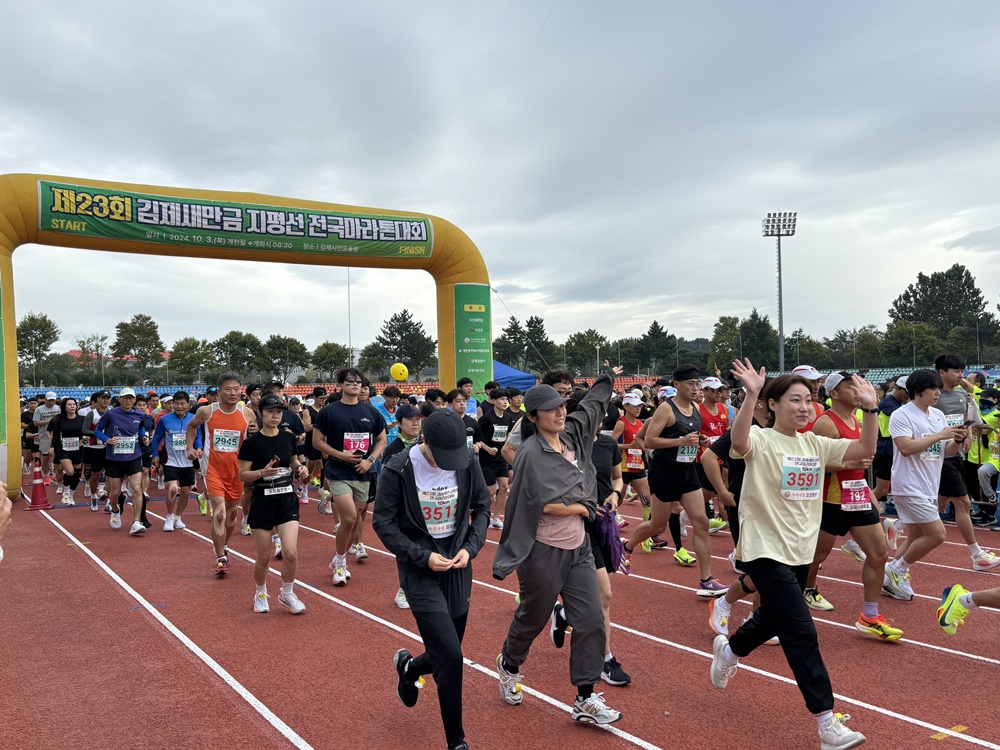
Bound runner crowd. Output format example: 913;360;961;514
10;353;1000;750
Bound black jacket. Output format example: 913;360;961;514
372;445;491;616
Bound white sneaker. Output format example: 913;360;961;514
253;591;269;613
173;515;186;530
496;654;523;705
278;590;306;614
90;495;99;512
841;539;867;564
332;564;350;586
84;484;91;498
709;598;730;636
882;563;914;600
62;490;75;506
489;517;504;530
571;691;621;725
395;588;410;609
818;712;866;750
317;493;331;515
355;543;368;560
157;475;165;490
727;550;744;574
710;634;738;689
129;520;146;536
241;517;251;536
163;515;175;532
348;543;358;556
110;512;122;530
973;550;1000;571
679;510;688;537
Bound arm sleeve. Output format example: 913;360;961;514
371;468;432;568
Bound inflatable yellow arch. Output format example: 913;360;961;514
0;174;493;493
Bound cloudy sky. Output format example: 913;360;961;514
4;1;1000;362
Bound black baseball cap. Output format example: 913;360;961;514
259;394;287;411
421;409;469;470
312;386;328;397
396;402;420;421
96;389;112;398
265;379;284;390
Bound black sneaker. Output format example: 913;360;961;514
393;649;421;707
973;515;996;526
601;656;632;686
549;602;568;648
447;743;470;750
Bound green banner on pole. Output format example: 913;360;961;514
38;180;433;259
453;284;492;398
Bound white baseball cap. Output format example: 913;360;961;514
825;372;851;392
623;393;644;406
701;377;723;390
657;386;678;400
896;375;908;390
45;391;57;400
791;365;823;380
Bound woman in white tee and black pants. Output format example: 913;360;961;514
373;409;491;750
715;360;878;750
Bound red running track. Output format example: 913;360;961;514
3;486;1000;750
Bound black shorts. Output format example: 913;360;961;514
248;486;300;529
939;456;967;498
163;465;196;486
873;452;892;481
480;461;509;487
649;461;701;503
140;453;153;469
820;501;881;538
622;470;647;483
84;448;106;473
106;458;142;479
695;462;718;493
54;449;84;465
304;443;323;462
586;520;614;574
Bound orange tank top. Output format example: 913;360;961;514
204;402;250;475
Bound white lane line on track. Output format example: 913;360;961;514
147;512;663;750
293;522;1000;749
40;511;315;750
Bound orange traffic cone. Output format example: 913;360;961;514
24;459;52;511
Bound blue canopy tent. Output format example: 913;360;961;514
492;360;536;391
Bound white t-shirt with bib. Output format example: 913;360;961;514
889;402;949;499
409;444;459;540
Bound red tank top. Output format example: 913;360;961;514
618;416;646;472
697;402;729;463
798;402;825;434
817;410;866;506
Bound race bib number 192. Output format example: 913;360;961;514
780;455;821;500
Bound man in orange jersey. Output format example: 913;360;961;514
187;373;258;575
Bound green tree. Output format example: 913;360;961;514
358;341;391;379
785;328;833;369
37;352;77;387
312;341;351;380
373;309;437;376
740;309;778;371
889;263;999;340
169;337;215;382
212;330;265;377
523;315;559;374
492;317;526;369
639;320;675;374
262;334;310;383
882;321;941;368
611;337;642;374
111;313;165;380
74;333;111;385
709;316;742;373
17;312;61;382
823;325;883;370
563;329;610;375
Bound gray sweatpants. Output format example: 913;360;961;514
501;537;605;688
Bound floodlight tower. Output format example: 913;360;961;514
762;211;797;373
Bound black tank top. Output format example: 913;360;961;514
653;399;702;464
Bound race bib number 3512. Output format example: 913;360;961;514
781;455;821;501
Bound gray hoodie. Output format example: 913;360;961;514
492;367;616;580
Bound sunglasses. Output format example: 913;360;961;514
343;378;363;384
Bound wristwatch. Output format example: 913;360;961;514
861;407;878;414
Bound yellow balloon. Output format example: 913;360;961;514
391;363;409;381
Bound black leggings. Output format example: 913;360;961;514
728;494;741;546
409;609;468;747
63;472;81;490
669;512;683;550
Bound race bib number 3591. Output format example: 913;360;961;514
780;455;821;500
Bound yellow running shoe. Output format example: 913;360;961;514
855;613;903;642
673;547;697;566
198;493;208;515
937;584;971;636
640;538;652;553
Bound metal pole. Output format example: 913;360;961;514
777;235;784;372
347;269;353;367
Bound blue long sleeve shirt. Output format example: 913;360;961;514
95;407;148;461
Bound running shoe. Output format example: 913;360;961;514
84;484;91;498
975;516;999;528
299;486;309;505
496;654;523;706
708;517;727;534
393;649;424;707
129;520;146;536
44;475;50;486
710;634;737;689
937;584;970;635
549;602;568;648
855;613;903;641
90;494;99;512
273;535;283;560
278;590;306;614
56;484;63;495
840;539;867;563
882;565;913;601
102;494;111;513
311;476;321;487
332;565;350;586
110;512;122;530
157;475;165;491
972;549;1000;571
241;517;251;536
617;547;632;575
62;489;75;505
673;547;697;566
317;493;331;515
163;514;175;532
395;587;410;609
616;513;628;529
727;550;744;574
355;543;369;561
215;556;229;576
254;591;269;613
348;543;358;556
198;493;208;515
804;588;835;611
489;517;504;530
708;598;730;636
818;712;865;750
639;538;652;553
696;577;728;597
601;657;631;687
572;691;621;725
883;517;902;550
649;535;670;549
173;516;186;530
